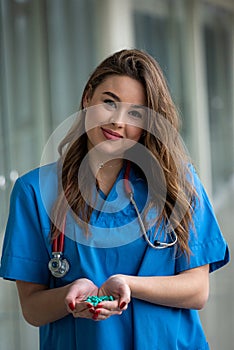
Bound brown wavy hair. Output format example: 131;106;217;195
51;49;197;257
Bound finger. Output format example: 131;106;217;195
97;293;130;311
67;302;75;312
72;308;95;319
119;300;129;310
95;300;119;311
72;302;96;319
94;304;123;316
65;285;81;311
91;308;123;321
74;301;93;313
118;288;131;310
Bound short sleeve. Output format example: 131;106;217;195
175;166;230;274
0;177;50;284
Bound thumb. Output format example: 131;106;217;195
119;298;129;310
65;283;81;312
119;286;131;310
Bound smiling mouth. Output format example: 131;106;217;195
101;127;123;140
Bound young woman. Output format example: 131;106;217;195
0;49;229;350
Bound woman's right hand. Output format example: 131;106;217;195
65;278;98;319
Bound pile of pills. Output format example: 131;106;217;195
85;295;114;307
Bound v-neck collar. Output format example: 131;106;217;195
96;163;126;200
93;163;127;217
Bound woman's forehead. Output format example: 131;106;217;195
94;75;146;105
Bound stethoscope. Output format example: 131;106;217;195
48;161;178;278
48;221;70;278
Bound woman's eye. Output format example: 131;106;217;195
128;110;143;119
104;99;116;109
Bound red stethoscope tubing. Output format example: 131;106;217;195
52;220;65;253
124;161;132;195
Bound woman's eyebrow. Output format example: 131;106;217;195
131;104;148;111
102;91;146;110
102;91;121;102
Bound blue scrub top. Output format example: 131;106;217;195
0;162;229;350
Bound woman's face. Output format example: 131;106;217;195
84;75;147;156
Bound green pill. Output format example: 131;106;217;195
85;295;114;306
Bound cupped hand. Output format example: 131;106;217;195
65;278;98;319
92;274;131;321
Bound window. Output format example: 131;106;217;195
133;0;194;153
202;3;234;194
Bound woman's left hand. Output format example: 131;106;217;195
92;275;131;321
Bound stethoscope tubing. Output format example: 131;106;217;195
49;161;178;277
124;161;178;250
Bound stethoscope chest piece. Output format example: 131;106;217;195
48;252;70;278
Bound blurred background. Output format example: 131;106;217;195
0;0;233;349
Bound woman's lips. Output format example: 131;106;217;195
101;127;123;140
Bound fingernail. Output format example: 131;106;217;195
120;302;126;309
86;303;93;309
92;310;100;319
69;302;75;311
89;309;95;314
95;304;103;309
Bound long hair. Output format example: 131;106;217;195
50;49;197;257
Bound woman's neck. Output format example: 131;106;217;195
89;153;124;195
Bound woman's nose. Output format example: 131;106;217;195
109;110;126;127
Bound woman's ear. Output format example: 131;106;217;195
83;95;89;110
82;84;92;109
